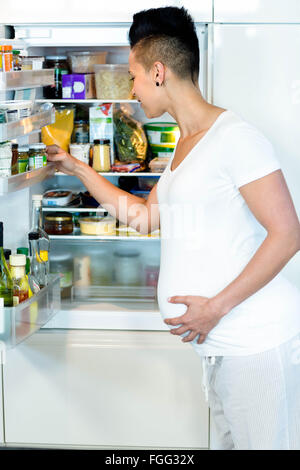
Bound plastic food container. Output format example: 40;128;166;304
94;64;133;100
144;122;180;147
42;190;73;207
69;143;90;164
1;100;33;121
44;212;74;235
79;216;116;235
149;145;175;159
68;51;107;73
148;157;170;173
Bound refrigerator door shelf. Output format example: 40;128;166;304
0;70;55;91
0;274;61;348
72;285;157;303
0;102;55;142
0;163;56;195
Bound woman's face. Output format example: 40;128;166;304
128;51;166;119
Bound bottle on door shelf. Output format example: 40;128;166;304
0;222;13;307
9;254;30;306
30;194;50;278
28;232;46;290
3;249;11;270
11;143;19;176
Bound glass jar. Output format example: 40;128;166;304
49;252;73;298
113;250;141;286
92;139;111;172
12;50;22;71
29;143;47;170
43;55;70;99
72;120;89;144
44;212;73;235
17;146;29;173
0;141;12;177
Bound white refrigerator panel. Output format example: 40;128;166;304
212;24;300;287
3;330;209;448
214;0;300;23
0;0;212;24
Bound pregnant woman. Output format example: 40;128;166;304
46;6;300;450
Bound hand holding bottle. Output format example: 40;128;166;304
46;145;80;176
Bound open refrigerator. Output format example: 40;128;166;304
0;22;210;449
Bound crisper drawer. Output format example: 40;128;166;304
0;275;60;348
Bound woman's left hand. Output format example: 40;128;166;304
164;296;224;344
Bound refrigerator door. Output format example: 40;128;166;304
212;24;300;287
214;0;300;23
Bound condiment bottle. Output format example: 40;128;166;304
92;139;111;172
9;254;30;305
28;232;45;290
17;146;29;173
11;143;19;175
0;222;13;307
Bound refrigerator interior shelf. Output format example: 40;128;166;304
0;163;56;195
0;274;60;348
42;206;106;213
72;285;157;303
36;99;139;104
0;69;55;91
48;233;160;241
55;172;162;177
0;102;55;142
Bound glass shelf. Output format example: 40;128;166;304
0;163;56;195
0;69;55;91
48;233;160;241
55;172;162;177
36;99;139;104
0;103;55;142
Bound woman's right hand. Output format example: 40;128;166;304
46;145;80;176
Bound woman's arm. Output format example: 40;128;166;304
46;145;160;234
165;169;300;343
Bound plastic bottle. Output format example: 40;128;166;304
28;232;46;289
0;222;13;307
9;254;30;305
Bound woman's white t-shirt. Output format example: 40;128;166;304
156;109;300;356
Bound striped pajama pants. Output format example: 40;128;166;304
201;332;300;450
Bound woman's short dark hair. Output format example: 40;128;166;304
129;6;199;85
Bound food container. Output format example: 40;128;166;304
148;157;170;173
0;141;12;177
17;146;29;174
138;177;158;191
44;212;74;235
68;51;107;74
79;216;116;236
44;56;70;99
20;56;44;71
1;100;33;121
72;121;89;144
94;64;133;100
42;190;73;207
113;250;141;286
28;143;47;170
62;73;96;99
144;122;180;147
69;143;90;164
149;145;175;160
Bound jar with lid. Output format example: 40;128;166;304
72;120;89;144
11;143;18;175
12;50;22;71
17;146;29;173
0;141;12;177
29;143;47;170
92;139;111;172
113;250;141;286
44;56;70;99
44;212;73;235
49;252;73;298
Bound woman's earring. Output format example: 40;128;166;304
156;82;160;87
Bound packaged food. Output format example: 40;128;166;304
113;108;147;163
44;212;74;235
72;120;89;144
0;141;12;177
144;122;180;146
92;139;111;172
73;256;91;287
12;50;22;71
11;143;18;175
94;64;132;100
79;216;116;236
41;104;75;152
49;252;73;298
67;51;107;74
29;143;47;170
149;145;175;159
6;109;18;122
42;190;73;207
20;56;44;71
43;56;70;99
110;162;142;173
17;146;29;173
2;100;33;121
62;73;96;99
148;157;169;173
89;103;114;163
69;143;90;165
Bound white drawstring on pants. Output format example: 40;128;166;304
201;356;216;402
